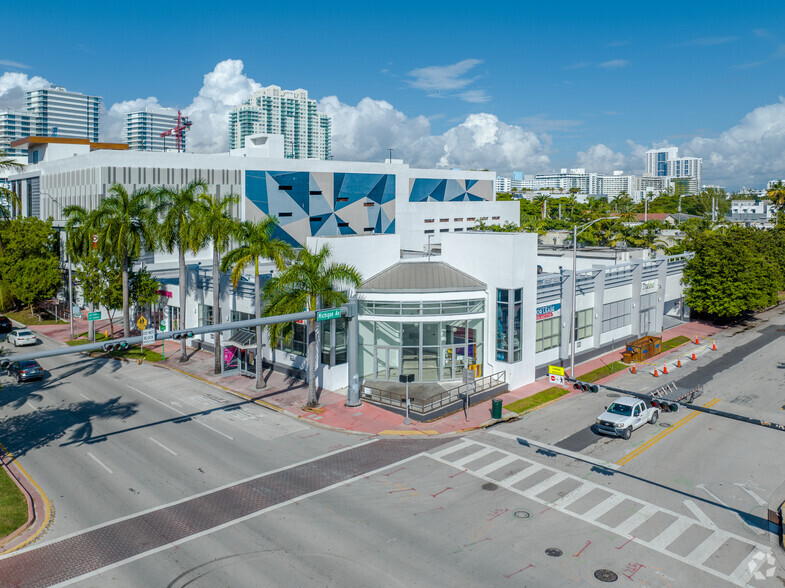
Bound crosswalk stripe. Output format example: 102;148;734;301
614;504;658;535
521;473;568;499
474;455;518;477
498;464;540;487
428;439;472;459
451;447;496;468
581;493;626;521
729;548;766;583
686;532;729;565
647;518;695;551
549;483;595;509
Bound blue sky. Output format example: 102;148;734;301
2;0;784;188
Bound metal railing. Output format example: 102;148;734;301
361;371;507;414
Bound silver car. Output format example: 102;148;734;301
8;329;37;347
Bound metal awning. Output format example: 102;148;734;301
221;328;257;350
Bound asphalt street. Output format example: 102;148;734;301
0;314;784;587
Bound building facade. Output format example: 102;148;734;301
124;109;183;152
644;147;702;195
228;85;331;160
26;86;101;142
0;109;33;157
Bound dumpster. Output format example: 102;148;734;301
621;335;662;364
491;398;503;419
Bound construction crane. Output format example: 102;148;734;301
159;110;192;153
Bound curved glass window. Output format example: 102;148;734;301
359;299;484;316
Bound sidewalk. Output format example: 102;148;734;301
30;319;722;436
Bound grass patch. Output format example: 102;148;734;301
0;466;28;541
3;308;64;326
504;386;569;413
579;361;628;383
65;332;111;346
660;335;691;353
110;346;163;362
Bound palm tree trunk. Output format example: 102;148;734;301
121;255;130;339
212;246;221;375
178;247;187;362
88;300;95;343
306;318;317;407
254;261;265;389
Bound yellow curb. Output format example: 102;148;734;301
378;430;440;436
0;441;51;554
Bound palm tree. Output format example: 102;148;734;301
0;150;23;219
767;181;785;207
90;184;157;339
154;179;207;362
220;217;292;389
64;204;98;341
262;244;362;407
190;192;240;374
533;194;549;220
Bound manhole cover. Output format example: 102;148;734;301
594;569;618;582
545;547;563;557
658;423;672;428
606;393;620;398
482;482;499;491
513;510;531;519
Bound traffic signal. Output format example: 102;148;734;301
102;341;129;352
170;330;194;340
0;359;9;370
651;399;679;412
572;381;599;393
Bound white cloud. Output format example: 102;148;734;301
458;89;491;104
680;98;785;187
0;72;50;110
319;95;550;173
679;36;738;47
407;59;482;91
598;60;629;69
0;60;30;70
575;144;627;173
520;114;584;132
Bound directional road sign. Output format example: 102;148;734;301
316;308;342;322
87;312;101;321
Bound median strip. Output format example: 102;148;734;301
616;398;720;466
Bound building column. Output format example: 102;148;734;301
592;266;606;347
559;270;574;364
631;260;643;337
656;258;667;333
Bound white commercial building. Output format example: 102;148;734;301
644;147;702;195
0;109;34;157
597;171;636;200
124;109;184;152
229;85;331;160
26;85;101;143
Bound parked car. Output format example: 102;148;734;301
596;397;659;440
0;316;12;333
7;329;37;347
8;359;44;382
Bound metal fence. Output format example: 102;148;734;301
361;371;507;414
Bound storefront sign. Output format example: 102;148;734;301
536;303;561;320
156;289;172;298
641;280;657;293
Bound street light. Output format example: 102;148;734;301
568;217;614;378
39;192;74;339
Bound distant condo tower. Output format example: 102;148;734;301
26;85;101;142
229;85;331;160
124;109;187;152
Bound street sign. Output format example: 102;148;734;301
136;316;147;330
548;365;565;377
142;328;155;345
87;311;101;321
549;374;565;386
72;304;81;315
316;308;342;322
160;320;167;332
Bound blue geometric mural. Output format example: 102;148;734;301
245;171;396;246
409;178;490;202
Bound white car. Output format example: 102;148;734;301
8;329;37;347
596;397;659;440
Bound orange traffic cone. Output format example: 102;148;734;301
695;336;700;344
677;358;682;367
663;364;668;374
691;352;697;360
631;365;637;374
653;368;659;377
712;340;717;351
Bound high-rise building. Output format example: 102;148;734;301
228;85;331;159
644;147;702;194
26;86;101;142
0;109;33;157
124;109;184;152
597;171;635;200
645;147;678;177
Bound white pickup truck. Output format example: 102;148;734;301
595;397;659;440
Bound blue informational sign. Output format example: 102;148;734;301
536;303;561;319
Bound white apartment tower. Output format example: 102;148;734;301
26;86;101;142
644;147;702;194
0;109;34;157
229;85;331;159
124;110;184;152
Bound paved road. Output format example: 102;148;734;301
1;318;784;586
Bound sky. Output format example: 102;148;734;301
2;0;784;189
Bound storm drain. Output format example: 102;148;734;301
513;510;531;519
545;548;563;557
594;569;618;582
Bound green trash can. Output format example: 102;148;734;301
491;398;503;419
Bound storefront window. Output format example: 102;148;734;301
496;288;523;363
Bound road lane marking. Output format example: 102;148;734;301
488;429;620;470
686;532;730;565
86;452;113;474
2;438;379;558
616;398;721;466
127;385;185;415
148;437;177;456
697;483;767;536
451;447;495;467
26;401;39;412
192;416;234;440
615;504;658;535
646;517;695;550
683;499;718;529
79;393;90;401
